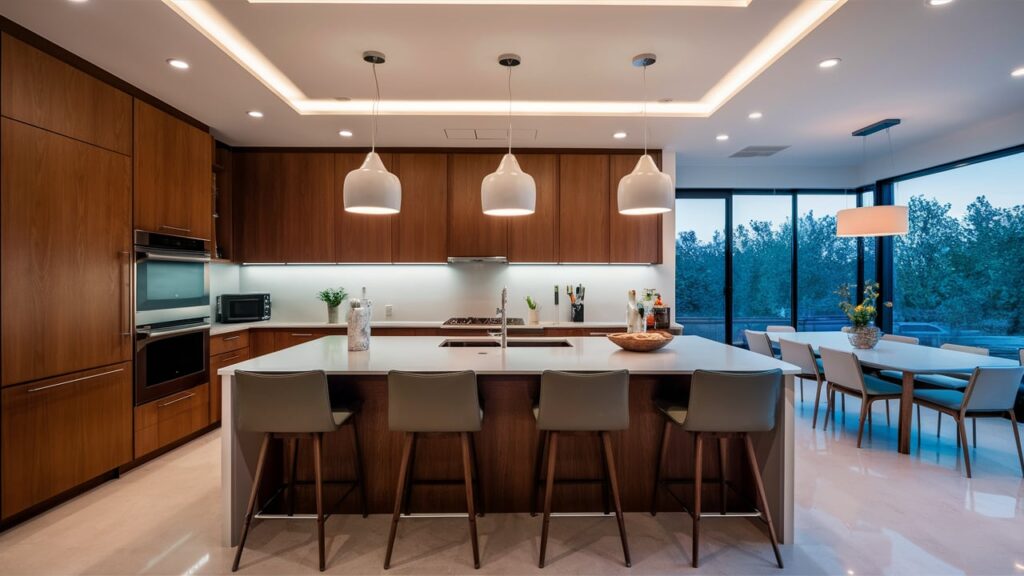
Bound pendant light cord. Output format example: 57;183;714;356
886;127;895;173
642;63;649;156
507;64;513;155
371;62;380;152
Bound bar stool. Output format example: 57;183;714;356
531;370;631;568
651;369;784;569
384;370;483;570
232;370;367;573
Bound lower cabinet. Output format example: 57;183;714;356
134;383;210;459
1;362;133;519
272;329;342;351
209;347;250;424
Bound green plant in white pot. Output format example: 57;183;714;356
317;287;348;324
526;296;540;325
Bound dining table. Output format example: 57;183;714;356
763;331;1020;454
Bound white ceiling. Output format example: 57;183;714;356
1;0;1022;166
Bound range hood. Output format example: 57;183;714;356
447;256;508;264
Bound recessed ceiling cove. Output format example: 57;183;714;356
161;0;846;118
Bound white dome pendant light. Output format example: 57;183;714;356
837;124;908;237
344;51;401;215
617;53;673;216
482;54;536;216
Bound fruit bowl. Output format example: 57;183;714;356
607;331;674;352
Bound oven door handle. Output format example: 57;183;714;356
137;250;211;264
136;323;211;347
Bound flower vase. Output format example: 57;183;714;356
327;305;340;324
847;325;880;349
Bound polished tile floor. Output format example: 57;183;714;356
2;390;1023;575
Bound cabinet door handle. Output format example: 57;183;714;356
158;392;196;408
290;333;314;337
27;367;125;393
589;332;613;336
159;225;191;233
222;335;241;341
119;251;132;336
221;354;240;362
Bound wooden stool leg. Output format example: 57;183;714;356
599;436;611;515
469;433;484;517
651;420;671;516
718;437;728;515
349;419;369;518
530;431;548;517
313;432;326;572
601;432;631;568
401;434;418;516
232;432;271;572
384;433;415;570
692;432;703;568
287;438;299;517
743;434;783;569
538;431;559;568
1008;411;1024;478
461;433;481;569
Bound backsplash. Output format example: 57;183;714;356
210;263;241;320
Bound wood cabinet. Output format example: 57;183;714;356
134;100;212;240
508;154;559;263
1;362;132;519
394;153;448;263
213;145;235;261
1;119;132;386
335;152;394;263
134;383;210;459
273;329;341;351
236;152;335;262
210;330;250;357
0;34;132;155
209;347;250;424
447;153;507;258
609;153;663;264
558;154;610;263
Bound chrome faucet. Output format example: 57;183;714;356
495;286;508;348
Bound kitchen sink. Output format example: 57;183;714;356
439;339;573;348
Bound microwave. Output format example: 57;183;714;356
217;293;271;323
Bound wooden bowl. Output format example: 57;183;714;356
606;331;674;352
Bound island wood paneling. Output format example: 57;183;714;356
558;154;610;263
0;34;131;155
394;153;448;263
134;383;210;459
609;153;663;264
335;152;395;263
210;348;250;424
508;153;559;263
447;153;507;258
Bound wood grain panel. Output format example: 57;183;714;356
0;34;131;155
249;330;279;357
609;153;663;264
335;152;394;262
447;154;507;257
1;362;132;518
1;119;132;386
134;383;210;458
210;330;250;356
394;153;448;263
214;146;235;260
134;100;212;240
273;329;344;351
558;154;609;263
508;154;558;263
210;348;250;424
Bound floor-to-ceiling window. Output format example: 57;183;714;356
796;194;858;331
892;151;1024;357
732;194;792;343
675;197;727;341
859;188;877;286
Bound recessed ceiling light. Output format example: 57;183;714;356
1012;67;1024;78
818;57;841;69
926;0;953;6
613;132;628;139
748;111;763;119
166;58;190;70
716;134;730;141
338;130;354;138
247;110;264;118
68;0;89;3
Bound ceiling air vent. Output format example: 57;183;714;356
444;128;537;141
730;145;790;158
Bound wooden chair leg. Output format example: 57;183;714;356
937;412;942;437
601;432;631;568
811;378;824;429
692;432;703;568
460;433;481;569
885;399;891;426
384;433;414;570
743;434;784;569
1008;411;1024;478
651;421;671;516
957;418;972;478
232;432;271;572
401;433;418;516
841;393;846;413
599;436;611;515
469;433;484;517
313;432;326;572
718;437;728;515
972;418;977;448
823;385;834;431
530;431;548;517
916;404;922;439
857;397;870;448
350;420;368;518
538;431;559;568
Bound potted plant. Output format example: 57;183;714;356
317;287;348;324
526;296;539;325
836;282;891;349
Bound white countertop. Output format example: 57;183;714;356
210;320;682;336
218;335;799;376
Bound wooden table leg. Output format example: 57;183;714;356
899;371;915;454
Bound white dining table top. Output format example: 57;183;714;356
764;331;1019;374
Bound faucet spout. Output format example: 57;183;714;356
498;286;508;348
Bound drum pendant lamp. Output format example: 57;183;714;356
344;51;401;215
481;53;536;216
617;53;673;215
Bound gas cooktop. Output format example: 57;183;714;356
443;317;526;326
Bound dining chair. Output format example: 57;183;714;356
744;330;775;358
779;339;825;426
765;325;795;333
820;347;902;447
913;366;1024;477
881;334;920;345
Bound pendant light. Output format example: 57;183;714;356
837;124;908;237
617;53;673;216
481;53;536;216
344;51;401;215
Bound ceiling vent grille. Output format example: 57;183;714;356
444;128;537;141
730;145;790;158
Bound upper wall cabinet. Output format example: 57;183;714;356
134;100;212;240
508;154;559;263
448;153;508;258
394;153;448;263
0;34;131;156
609;153;663;264
559;154;610;263
236;152;335;263
335;152;395;263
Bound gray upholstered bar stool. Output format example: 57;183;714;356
531;370;631;569
232;370;367;573
384;370;483;570
651;369;784;569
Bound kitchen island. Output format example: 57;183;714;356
220;335;799;547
